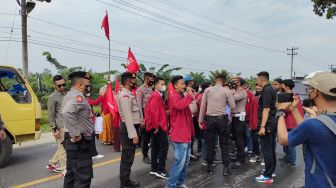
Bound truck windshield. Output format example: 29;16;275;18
0;67;32;103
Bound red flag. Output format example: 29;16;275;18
126;47;139;73
105;83;119;125
101;11;110;40
168;82;175;95
115;75;120;94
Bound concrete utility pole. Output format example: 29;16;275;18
287;47;298;79
21;0;29;80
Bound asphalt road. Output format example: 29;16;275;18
0;139;305;188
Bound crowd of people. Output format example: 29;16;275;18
45;70;336;188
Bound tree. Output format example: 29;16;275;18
312;0;336;19
42;52;68;72
190;72;207;86
209;69;230;83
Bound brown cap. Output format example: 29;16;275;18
303;72;336;97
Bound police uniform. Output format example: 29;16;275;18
118;73;141;187
61;71;95;188
136;84;152;160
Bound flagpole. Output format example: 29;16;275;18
108;39;111;81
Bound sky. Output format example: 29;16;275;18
0;0;335;79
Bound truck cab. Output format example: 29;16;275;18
0;65;42;167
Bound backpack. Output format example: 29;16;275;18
310;113;336;188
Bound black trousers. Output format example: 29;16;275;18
191;116;202;154
63;133;93;188
260;131;276;178
119;122;137;185
251;130;260;156
205;115;230;166
231;117;246;163
140;127;151;158
150;129;169;172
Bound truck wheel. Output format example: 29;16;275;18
0;134;13;168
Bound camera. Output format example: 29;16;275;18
277;92;294;103
302;99;316;108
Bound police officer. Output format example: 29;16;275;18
136;72;155;164
61;71;95;188
199;74;235;176
118;72;141;188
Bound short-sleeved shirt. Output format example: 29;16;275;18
288;116;336;188
258;83;277;132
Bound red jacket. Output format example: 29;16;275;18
245;89;254;122
249;95;259;130
169;92;194;143
145;90;168;132
285;94;304;129
87;95;110;115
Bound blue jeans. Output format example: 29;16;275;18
245;123;253;153
167;142;191;188
284;129;296;165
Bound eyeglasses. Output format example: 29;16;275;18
57;84;66;88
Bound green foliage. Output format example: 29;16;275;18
190;72;207;86
312;0;336;19
209;69;231;83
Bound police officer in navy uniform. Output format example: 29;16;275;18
61;71;95;188
117;72;141;188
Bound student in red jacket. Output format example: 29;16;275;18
167;75;195;188
145;77;169;180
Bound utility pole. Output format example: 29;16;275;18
21;0;29;80
287;47;298;79
328;64;336;72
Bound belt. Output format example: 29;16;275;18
64;132;94;140
206;115;227;119
231;112;246;117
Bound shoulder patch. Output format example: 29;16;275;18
138;91;142;95
76;95;83;102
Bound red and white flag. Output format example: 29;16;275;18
105;83;119;125
114;75;121;94
126;47;139;73
101;11;110;40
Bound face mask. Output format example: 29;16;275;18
255;91;261;96
147;80;154;86
198;87;202;92
129;82;137;89
160;85;167;92
308;91;317;106
84;84;92;94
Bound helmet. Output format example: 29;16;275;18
184;75;193;82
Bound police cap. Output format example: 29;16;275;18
121;72;136;80
68;71;92;80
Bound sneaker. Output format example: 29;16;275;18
278;157;288;163
201;162;216;167
260;158;265;166
190;154;200;161
150;170;156;175
176;184;188;188
213;159;222;164
143;156;152;164
255;175;273;183
272;173;276;178
61;170;66;179
284;163;297;168
249;156;258;163
155;170;170;179
46;164;61;173
92;154;104;159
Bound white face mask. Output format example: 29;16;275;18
198;87;202;92
160;85;167;92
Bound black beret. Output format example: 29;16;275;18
68;71;92;80
121;72;136;80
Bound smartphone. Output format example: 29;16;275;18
277;92;294;103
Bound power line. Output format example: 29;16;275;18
3;8;18;64
155;0;289;49
96;0;286;53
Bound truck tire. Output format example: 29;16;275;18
0;134;13;168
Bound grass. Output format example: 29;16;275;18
40;110;51;133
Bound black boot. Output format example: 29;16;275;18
207;165;214;175
143;156;151;164
223;165;231;176
128;180;140;187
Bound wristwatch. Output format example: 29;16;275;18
276;109;286;118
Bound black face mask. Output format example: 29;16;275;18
255;91;261;96
84;84;93;94
147;80;154;86
129;82;137;89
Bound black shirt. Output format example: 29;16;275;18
258;83;277;132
